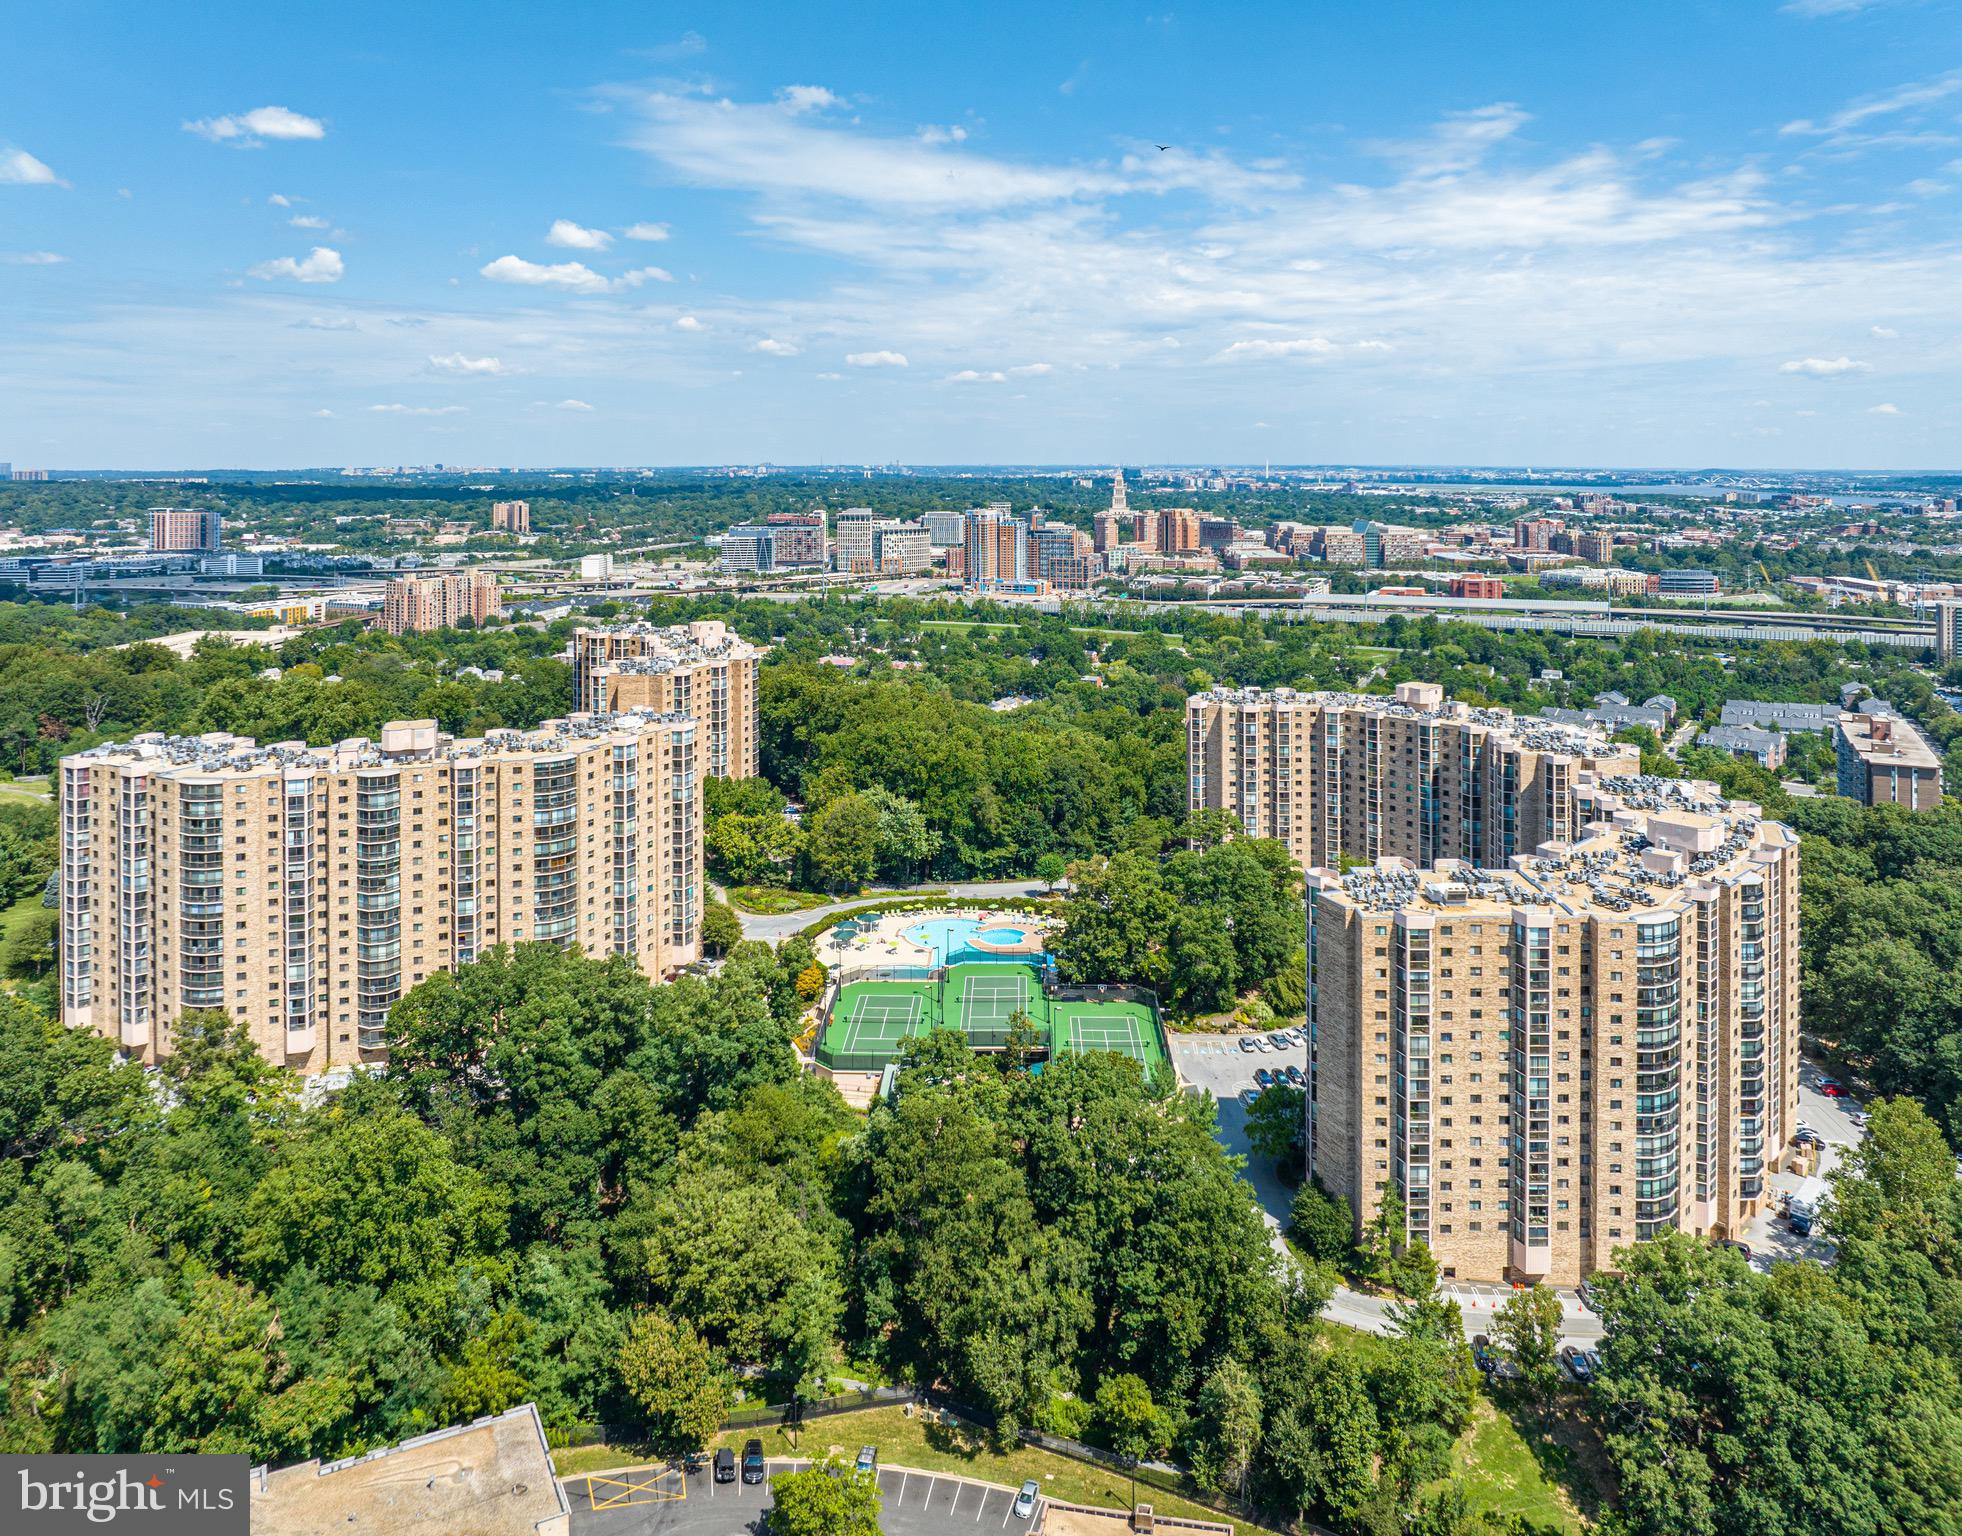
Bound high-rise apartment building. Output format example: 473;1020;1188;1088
571;620;764;780
150;506;223;553
1305;775;1799;1286
962;508;1032;586
1188;682;1800;1284
1937;600;1962;664
59;710;703;1073
922;509;967;548
379;570;500;634
1186;683;1643;875
1032;524;1098;589
1576;531;1617;563
1156;507;1201;554
1514;516;1562;551
491;500;531;534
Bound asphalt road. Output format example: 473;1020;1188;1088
568;1459;1038;1536
1170;1031;1605;1347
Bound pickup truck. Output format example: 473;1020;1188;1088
1788;1176;1830;1236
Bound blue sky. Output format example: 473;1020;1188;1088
4;0;1961;469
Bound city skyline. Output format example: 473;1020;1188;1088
5;0;1962;469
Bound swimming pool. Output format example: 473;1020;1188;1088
902;916;1041;966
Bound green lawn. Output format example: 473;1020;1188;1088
1444;1397;1589;1534
0;778;52;803
728;885;851;914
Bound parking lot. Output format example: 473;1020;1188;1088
1742;1065;1865;1267
568;1459;1038;1536
1171;1029;1306;1238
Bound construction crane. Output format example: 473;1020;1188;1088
1866;559;1882;583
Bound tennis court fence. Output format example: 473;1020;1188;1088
1045;978;1163;1012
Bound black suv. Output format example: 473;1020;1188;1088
741;1438;765;1485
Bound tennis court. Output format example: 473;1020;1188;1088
833;983;929;1054
1053;999;1165;1070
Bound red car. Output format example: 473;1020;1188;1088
1821;1083;1848;1098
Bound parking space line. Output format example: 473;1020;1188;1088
899;1470;909;1505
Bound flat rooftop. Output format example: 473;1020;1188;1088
250;1403;569;1536
1838;708;1941;771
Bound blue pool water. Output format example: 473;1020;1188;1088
903;916;1038;966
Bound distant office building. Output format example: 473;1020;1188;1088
1576;531;1617;563
1657;569;1720;596
1837;704;1942;810
580;553;614;581
963;508;1031;586
1448;575;1504;600
379;570;499;634
871;519;933;575
491;500;531;534
718;525;773;572
573;619;764;780
1033;524;1098;589
1309;525;1367;565
11;468;49;482
199;552;263;578
1198;516;1240;552
832;508;879;572
150;506;223;553
763;511;826;568
1698;724;1787;769
1156;507;1201;554
1353;520;1425;569
1937;600;1962;663
1514;516;1562;551
922;509;967;548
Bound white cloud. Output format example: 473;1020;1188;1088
1779;355;1871;375
249;246;344;283
1007;362;1053;376
289;214;329;229
1368;103;1530;176
619;88;1296;211
1869;401;1902;414
311;408;335;418
846;350;908;367
815;371;843;380
674;314;705;331
1870;325;1900;338
292;314;356;330
428;352;508;375
1;251;66;265
184;106;326;145
777;84;844;114
1213;336;1339;361
0;148;64;186
268;193;293;207
918;125;969;145
479;255;668;293
368;403;466;416
546;218;613;251
947;369;1008;383
751;337;801;355
553;398;594;411
1782;70;1962;142
623;222;670;241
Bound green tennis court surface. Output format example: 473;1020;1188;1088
818;962;1167;1074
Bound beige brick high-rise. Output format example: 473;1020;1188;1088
571;620;764;780
380;570;500;634
1190;682;1799;1285
60;710;702;1073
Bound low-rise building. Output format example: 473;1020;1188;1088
1836;703;1943;809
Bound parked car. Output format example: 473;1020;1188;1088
1821;1083;1849;1098
1578;1278;1601;1313
1238;1087;1260;1109
1716;1238;1753;1261
1560;1344;1594;1383
855;1446;877;1475
713;1448;736;1483
1794;1126;1824;1149
1254;1067;1276;1090
1239;1036;1259;1053
741;1439;765;1485
1254;1036;1274;1053
1268;1032;1293;1050
1583;1349;1603;1379
1284;1065;1306;1087
1014;1480;1041;1520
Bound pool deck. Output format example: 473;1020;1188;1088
817;905;1052;973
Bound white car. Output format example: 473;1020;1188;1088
1014;1480;1041;1520
1254;1036;1274;1052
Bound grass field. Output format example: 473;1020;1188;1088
0;778;52;804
